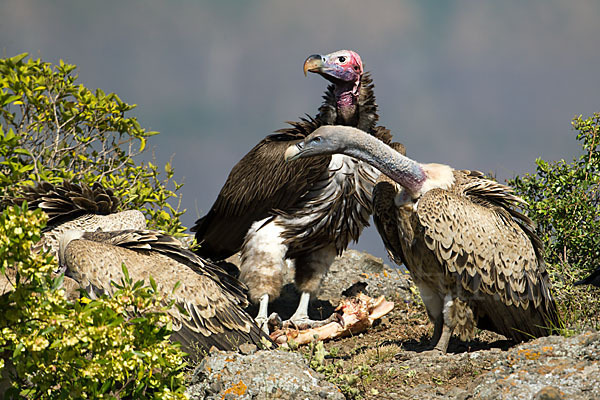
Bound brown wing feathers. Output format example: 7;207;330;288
67;230;272;355
417;175;558;340
192;132;331;260
192;72;393;260
86;230;248;302
11;181;120;229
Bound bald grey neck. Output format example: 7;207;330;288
325;127;426;193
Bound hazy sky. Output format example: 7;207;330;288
1;0;599;262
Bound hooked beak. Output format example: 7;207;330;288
284;142;304;162
303;54;325;77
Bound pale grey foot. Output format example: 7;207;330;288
255;293;271;334
282;291;343;330
421;314;450;356
433;322;453;354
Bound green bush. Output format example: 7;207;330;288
0;205;188;399
0;53;185;235
0;54;191;398
510;112;600;331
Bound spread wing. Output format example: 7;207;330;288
416;182;558;340
191;118;331;260
64;230;272;356
12;181;120;229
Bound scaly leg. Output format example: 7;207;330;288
429;294;457;354
433;321;453;353
289;291;311;323
255;293;270;334
283;246;340;329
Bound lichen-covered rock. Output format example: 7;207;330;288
463;332;600;400
185;349;344;400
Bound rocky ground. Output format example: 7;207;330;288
185;250;600;400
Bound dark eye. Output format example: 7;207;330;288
311;136;322;143
338;56;346;63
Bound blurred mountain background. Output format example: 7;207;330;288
1;0;599;262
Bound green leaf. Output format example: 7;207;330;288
121;263;130;282
2;95;21;106
9;53;28;64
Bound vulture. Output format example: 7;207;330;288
1;181;146;297
192;50;398;331
574;267;600;287
5;181;271;355
284;125;560;353
59;229;272;355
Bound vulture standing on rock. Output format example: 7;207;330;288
285;126;560;353
5;181;271;355
192;50;399;331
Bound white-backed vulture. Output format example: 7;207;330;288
1;181;146;297
5;181;272;355
191;50;400;331
284;125;560;353
59;229;272;355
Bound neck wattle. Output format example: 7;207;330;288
335;84;359;124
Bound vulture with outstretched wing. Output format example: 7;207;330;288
285;125;560;353
5;181;272;355
59;229;272;355
1;181;146;297
192;50;398;331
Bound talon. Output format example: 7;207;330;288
331;312;345;328
282;315;339;330
282;319;304;330
267;312;283;331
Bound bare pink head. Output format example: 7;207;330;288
303;50;363;95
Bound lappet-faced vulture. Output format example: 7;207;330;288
285;126;560;353
191;50;400;331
